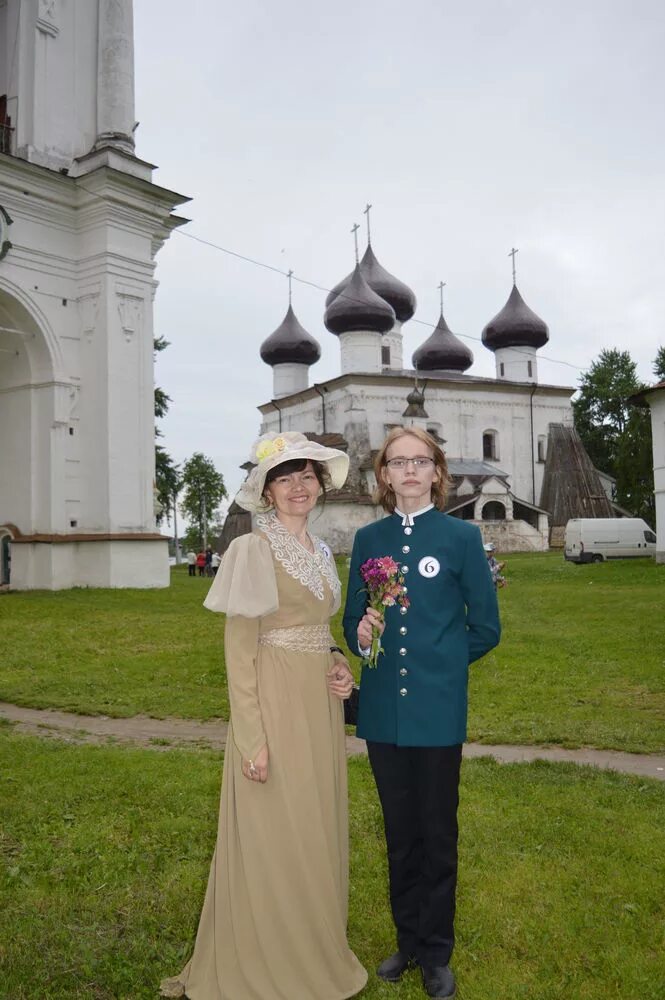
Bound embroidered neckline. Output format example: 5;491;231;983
256;511;340;603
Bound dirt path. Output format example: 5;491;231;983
1;700;664;781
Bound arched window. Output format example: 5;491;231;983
482;501;506;521
482;430;499;461
537;435;547;462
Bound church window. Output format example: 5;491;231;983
482;430;499;461
382;345;391;366
528;360;533;378
537;435;547;462
500;362;505;376
0;95;13;155
482;501;506;521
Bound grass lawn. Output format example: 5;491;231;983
1;553;664;753
1;728;663;1000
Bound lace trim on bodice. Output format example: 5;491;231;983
255;511;341;604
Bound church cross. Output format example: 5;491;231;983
287;269;294;305
363;203;373;245
351;223;360;263
438;281;446;314
508;247;519;284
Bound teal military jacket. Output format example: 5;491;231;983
343;506;501;747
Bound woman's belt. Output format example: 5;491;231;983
258;624;333;652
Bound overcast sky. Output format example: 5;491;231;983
133;0;665;503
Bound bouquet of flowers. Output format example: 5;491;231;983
359;556;410;668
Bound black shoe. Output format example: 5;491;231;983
421;964;456;998
376;951;417;982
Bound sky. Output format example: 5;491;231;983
133;0;665;504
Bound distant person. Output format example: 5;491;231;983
205;547;213;577
186;550;196;577
211;550;221;575
484;542;506;590
161;431;366;1000
196;551;206;577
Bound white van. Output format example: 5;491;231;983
564;518;657;563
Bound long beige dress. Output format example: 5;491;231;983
161;511;367;1000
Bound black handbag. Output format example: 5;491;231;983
344;685;360;727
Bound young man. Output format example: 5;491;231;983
343;428;500;999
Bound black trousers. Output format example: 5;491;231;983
367;741;463;967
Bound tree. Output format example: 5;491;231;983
573;348;642;476
155;445;181;528
180;453;227;550
154;336;172;425
654;346;665;382
573;348;654;521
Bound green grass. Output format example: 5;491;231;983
1;729;663;999
1;555;664;753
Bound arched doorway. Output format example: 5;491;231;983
0;282;59;551
482;501;506;521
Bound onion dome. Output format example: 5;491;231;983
481;284;549;351
326;245;416;323
412;311;473;372
260;305;321;366
402;385;428;420
324;264;396;335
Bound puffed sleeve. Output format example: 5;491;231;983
224;615;267;761
203;534;278;617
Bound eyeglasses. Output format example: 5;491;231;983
385;457;435;470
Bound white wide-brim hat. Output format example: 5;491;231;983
235;431;349;513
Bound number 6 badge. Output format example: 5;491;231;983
418;556;440;578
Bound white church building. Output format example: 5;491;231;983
0;0;188;589
256;240;578;553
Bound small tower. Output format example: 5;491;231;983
413;284;473;373
482;251;549;383
324;263;395;374
402;383;429;430
260;288;321;398
326;207;416;370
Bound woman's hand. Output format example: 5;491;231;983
357;606;385;649
242;743;269;783
327;657;355;700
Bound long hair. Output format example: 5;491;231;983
373;427;451;513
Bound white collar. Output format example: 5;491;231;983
394;503;434;527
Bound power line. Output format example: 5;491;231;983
175;229;583;373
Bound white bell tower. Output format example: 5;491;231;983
0;0;190;590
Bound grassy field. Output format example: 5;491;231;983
1;553;664;752
1;727;663;1000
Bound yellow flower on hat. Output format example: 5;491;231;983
255;436;288;462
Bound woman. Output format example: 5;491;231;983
342;427;500;1000
161;431;367;1000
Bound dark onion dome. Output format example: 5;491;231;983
324;263;396;335
481;284;549;351
260;305;321;366
325;245;416;323
402;385;428;419
412;311;474;372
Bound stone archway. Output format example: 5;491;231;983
0;283;60;546
482;500;507;521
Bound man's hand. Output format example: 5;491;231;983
327;657;355;700
242;743;269;783
357;606;385;649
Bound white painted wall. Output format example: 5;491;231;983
644;387;665;563
339;330;383;374
273;362;309;398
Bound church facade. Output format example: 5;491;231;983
255;241;576;553
0;0;188;589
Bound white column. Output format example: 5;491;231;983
272;363;309;398
339;330;382;374
95;0;136;153
495;345;538;383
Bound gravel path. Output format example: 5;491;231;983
1;701;664;781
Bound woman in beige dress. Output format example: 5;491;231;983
161;432;367;1000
